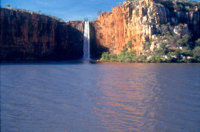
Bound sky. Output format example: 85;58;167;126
1;0;125;20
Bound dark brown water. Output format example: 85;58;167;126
1;63;200;132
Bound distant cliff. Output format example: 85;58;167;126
92;0;200;62
0;8;84;62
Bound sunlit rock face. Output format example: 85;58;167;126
0;8;84;62
92;0;200;54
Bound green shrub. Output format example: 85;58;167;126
101;52;110;61
177;34;190;47
127;40;132;49
181;49;192;56
100;45;200;63
195;38;200;47
110;54;117;62
193;55;200;62
173;49;182;61
122;46;128;52
193;46;200;56
131;55;137;62
144;42;151;50
156;56;162;63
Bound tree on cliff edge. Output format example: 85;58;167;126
97;10;102;16
5;4;10;8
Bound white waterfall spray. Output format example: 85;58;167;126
83;21;90;60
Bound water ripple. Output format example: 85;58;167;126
1;63;200;132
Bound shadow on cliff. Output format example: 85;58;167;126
0;8;84;62
90;23;108;59
52;23;84;61
1;23;84;62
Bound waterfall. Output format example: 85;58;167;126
83;21;90;60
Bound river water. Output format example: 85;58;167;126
1;62;200;132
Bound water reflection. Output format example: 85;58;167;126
93;64;200;132
1;63;200;132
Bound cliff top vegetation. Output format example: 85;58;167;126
2;5;64;22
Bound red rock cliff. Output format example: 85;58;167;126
92;0;200;55
0;8;84;61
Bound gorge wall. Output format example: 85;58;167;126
92;0;200;56
1;0;200;61
0;8;84;62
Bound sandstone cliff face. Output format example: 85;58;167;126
92;0;200;54
0;8;84;61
